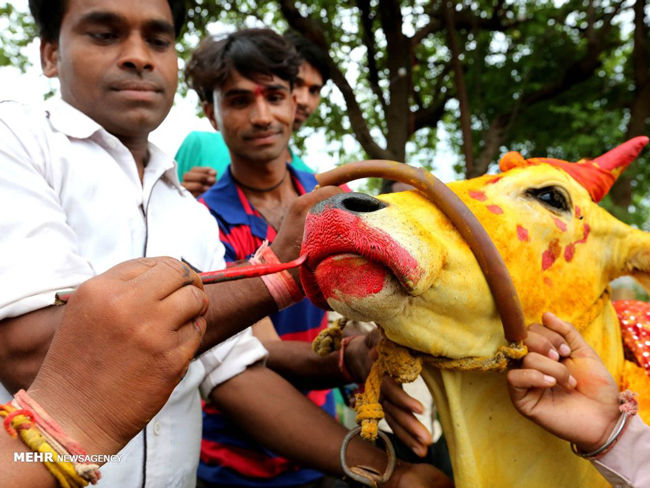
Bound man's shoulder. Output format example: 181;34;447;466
0;100;45;125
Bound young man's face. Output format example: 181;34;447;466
210;70;296;165
41;0;178;141
293;61;323;130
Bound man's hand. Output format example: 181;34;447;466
181;166;217;197
506;312;620;452
385;461;453;487
28;257;209;456
271;185;342;266
345;331;433;457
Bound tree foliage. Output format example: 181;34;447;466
0;3;35;71
178;0;649;222
3;0;649;222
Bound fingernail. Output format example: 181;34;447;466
568;375;577;388
193;319;203;334
548;349;560;361
559;344;571;357
411;445;425;457
543;374;556;385
417;434;431;445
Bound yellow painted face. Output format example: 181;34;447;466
302;163;650;360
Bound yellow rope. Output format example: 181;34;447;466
312;317;347;356
354;339;424;441
424;342;527;372
0;404;88;487
352;334;525;441
311;317;526;441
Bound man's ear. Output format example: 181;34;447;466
202;102;219;131
40;39;59;78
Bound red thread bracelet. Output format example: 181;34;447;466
250;242;304;310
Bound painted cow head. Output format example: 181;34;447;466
302;137;650;362
301;136;650;487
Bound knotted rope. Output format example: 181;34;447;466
313;320;526;441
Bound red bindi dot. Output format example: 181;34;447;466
254;85;264;97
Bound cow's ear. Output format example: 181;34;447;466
621;230;650;293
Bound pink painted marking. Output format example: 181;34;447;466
485;176;502;185
487;205;504;214
562;223;590;263
544;277;553;287
564;243;575;262
575;206;581;218
468;190;487;201
516;225;529;242
542;239;560;270
577;224;590;244
553;217;567;232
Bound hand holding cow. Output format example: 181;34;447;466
506;312;620;452
344;330;434;456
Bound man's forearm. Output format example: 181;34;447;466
264;341;347;390
209;364;387;475
198;277;280;354
0;306;64;392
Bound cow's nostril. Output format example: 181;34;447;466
310;192;388;215
340;193;387;213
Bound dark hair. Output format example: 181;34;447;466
186;28;302;104
29;0;187;43
283;31;330;84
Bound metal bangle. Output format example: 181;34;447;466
570;411;629;459
340;427;396;487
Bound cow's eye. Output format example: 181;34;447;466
526;186;571;212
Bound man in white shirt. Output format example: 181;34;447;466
0;1;451;487
0;0;330;486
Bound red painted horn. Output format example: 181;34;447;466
500;136;649;202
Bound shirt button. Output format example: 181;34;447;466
153;421;161;436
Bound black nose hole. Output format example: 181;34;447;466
340;193;387;213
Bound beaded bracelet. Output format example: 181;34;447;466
570;390;638;459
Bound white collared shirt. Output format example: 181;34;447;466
0;99;267;487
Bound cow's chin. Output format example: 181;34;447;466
313;254;407;322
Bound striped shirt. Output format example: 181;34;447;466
198;165;334;487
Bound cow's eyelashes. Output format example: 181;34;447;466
526;186;571;213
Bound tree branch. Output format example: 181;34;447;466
278;0;391;159
378;0;411;160
443;0;475;177
473;5;624;172
356;0;388;115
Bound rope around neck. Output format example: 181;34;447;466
313;322;526;441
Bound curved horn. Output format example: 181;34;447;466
316;160;527;343
592;135;649;173
567;136;649;202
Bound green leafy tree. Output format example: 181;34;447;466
0;3;35;71
3;1;648;218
